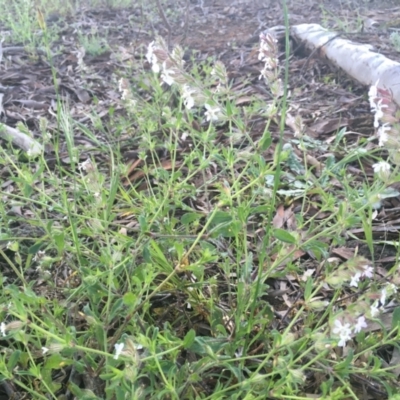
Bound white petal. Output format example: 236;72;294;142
354;316;367;333
114;343;124;360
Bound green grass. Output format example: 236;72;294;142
0;0;400;399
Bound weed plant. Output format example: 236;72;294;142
0;0;399;399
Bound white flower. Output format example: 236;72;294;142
33;250;46;262
151;59;160;73
377;123;391;147
204;104;222;122
368;81;379;110
146;42;160;73
370;302;380;317
259;65;269;81
361;265;373;279
146;41;155;64
114;342;124;360
380;287;387;305
78;159;92;171
354;316;367;333
181;84;196;109
181;131;189;141
332;319;352;347
387;283;398;294
42;347;49;355
373;161;390;174
161;62;176;85
372;161;391;181
27;148;35;157
373;99;387;128
0;322;6;337
350;272;362;287
379;283;398;306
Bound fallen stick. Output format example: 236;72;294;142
271;24;400;107
0;123;43;156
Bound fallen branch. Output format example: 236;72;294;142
0;123;43;156
268;24;400;107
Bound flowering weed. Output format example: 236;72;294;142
0;1;400;399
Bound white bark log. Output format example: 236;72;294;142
289;24;400;107
0;123;43;156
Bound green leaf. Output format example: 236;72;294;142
334;348;353;377
209;211;232;226
273;228;296;244
138;214;148;232
150;240;173;271
304;277;313;301
28;242;44;254
123;292;136;306
259;130;272;151
7;350;21;371
213;220;242;238
183;329;196;349
392;307;400;330
44;354;68;370
225;100;233;117
181;212;202;225
54;231;65;254
109;298;126;320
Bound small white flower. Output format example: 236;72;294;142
27;148;35;157
181;131;189;141
146;41;155;64
44;131;52;141
354;316;367;333
259;65;266;80
114;342;124;360
387;283;398;294
146;42;160;73
235;347;243;358
379;283;398;307
204;103;222;122
78;159;92;171
373;161;390;174
373;161;391;181
42;347;49;355
350;272;362;287
361;265;373;279
151;58;160;73
161;62;176;85
33;250;46;262
368;81;379;110
118;78;125;94
373;99;387;128
181;84;196;110
0;322;6;337
337;334;351;348
370;302;380;317
380;288;387;305
332;319;352;347
377;123;391;147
